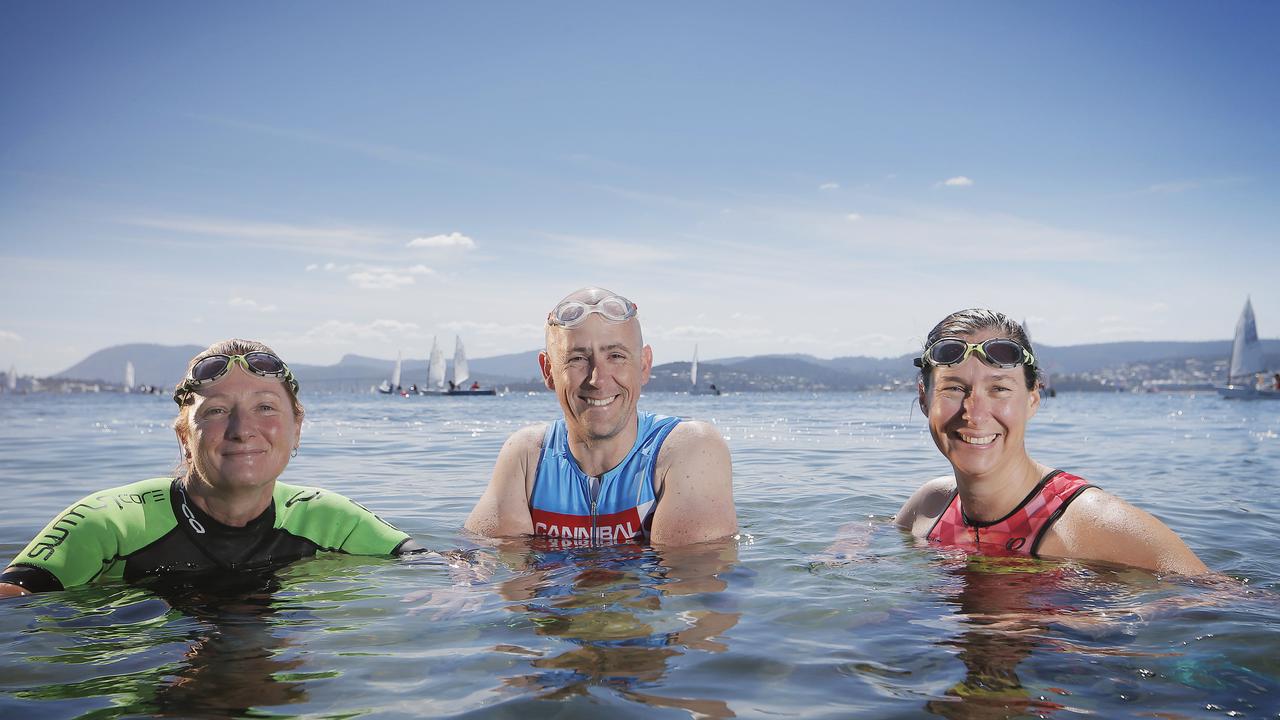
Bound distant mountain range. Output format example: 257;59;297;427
48;339;1280;393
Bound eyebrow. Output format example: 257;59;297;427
565;342;631;355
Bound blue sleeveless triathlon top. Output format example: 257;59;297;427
530;412;681;546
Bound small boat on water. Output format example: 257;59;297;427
377;351;406;395
445;337;496;396
1217;298;1280;400
124;361;135;393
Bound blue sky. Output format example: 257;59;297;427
2;2;1278;375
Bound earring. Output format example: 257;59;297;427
291;447;299;458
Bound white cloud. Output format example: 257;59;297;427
308;262;434;289
819;182;840;191
229;297;278;313
408;232;476;249
942;176;974;187
293;319;423;346
348;271;417;290
441;319;544;339
846;213;862;221
124;215;390;253
542;232;679;264
0;330;22;343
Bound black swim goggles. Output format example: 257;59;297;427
547;294;638;328
172;352;299;406
914;337;1035;370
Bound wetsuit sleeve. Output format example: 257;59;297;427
4;493;126;589
274;485;412;556
0;565;63;593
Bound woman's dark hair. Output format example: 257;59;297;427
918;308;1039;391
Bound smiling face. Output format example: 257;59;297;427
176;366;301;496
919;329;1040;484
541;314;652;444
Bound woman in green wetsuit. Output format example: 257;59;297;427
0;339;423;597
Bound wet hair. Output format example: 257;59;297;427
918;308;1039;391
172;339;304;477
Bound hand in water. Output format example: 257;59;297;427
401;548;499;620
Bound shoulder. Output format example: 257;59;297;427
894;475;956;532
54;477;175;529
657;419;728;460
272;481;409;554
1043;486;1208;575
504;422;550;455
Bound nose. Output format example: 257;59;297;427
223;407;255;440
961;391;989;423
585;357;604;387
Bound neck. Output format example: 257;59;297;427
955;457;1049;523
181;475;275;527
568;415;639;477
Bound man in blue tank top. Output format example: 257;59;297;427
465;287;737;546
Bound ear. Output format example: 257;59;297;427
1026;384;1041;418
538;350;555;390
640;345;653;384
917;380;929;416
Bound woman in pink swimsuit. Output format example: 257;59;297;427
895;308;1207;575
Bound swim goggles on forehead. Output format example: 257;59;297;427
914;337;1035;370
546;294;639;328
172;352;299;405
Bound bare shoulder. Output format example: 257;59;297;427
660;419;729;458
502;422;548;457
649;419;735;545
894;475;956;533
1042;487;1209;575
463;422;547;537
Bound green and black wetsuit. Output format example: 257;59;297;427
1;477;413;593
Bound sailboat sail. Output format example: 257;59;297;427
427;336;445;390
1229;298;1265;383
124;361;135;391
691;345;699;388
452;337;470;387
390;352;402;388
6;365;16;392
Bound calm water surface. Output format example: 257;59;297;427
1;391;1278;719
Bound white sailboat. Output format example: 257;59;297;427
378;351;403;394
1217;298;1279;400
446;337;495;395
689;344;721;395
691;344;698;388
426;336;446;393
6;364;16;392
124;361;135;392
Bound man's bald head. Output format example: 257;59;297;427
544;286;644;354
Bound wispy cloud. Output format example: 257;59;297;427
441;319;544;340
0;330;22;343
542;232;680;265
291;319;424;346
125;215;394;255
409;232;476;250
940;176;974;188
1146;177;1247;194
846;213;862;221
307;262;435;290
819;182;840;191
229;297;278;313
